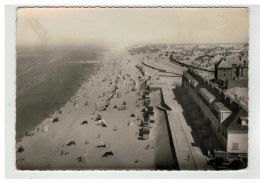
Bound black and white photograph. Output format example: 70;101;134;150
14;7;250;171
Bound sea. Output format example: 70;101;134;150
16;47;102;141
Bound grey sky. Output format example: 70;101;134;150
16;8;249;47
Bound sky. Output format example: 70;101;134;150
16;8;249;47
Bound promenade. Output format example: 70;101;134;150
161;85;210;170
142;60;210;170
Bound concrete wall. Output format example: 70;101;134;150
227;133;248;153
226;79;248;89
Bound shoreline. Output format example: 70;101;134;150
16;55;102;141
16;49;176;170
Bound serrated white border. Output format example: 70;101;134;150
3;2;260;180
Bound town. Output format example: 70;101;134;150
129;43;248;170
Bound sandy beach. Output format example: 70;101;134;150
16;48;176;170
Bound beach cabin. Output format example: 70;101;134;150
142;126;150;140
149;115;155;123
145;99;151;106
145;106;154;115
143;115;150;126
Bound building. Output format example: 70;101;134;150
182;69;248;160
214;58;248;89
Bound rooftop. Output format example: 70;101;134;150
214;102;232;112
200;88;216;103
227;108;248;132
215;59;232;68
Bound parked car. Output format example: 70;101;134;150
208;157;230;170
214;157;230;170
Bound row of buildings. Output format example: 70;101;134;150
182;69;248;160
141;85;155;140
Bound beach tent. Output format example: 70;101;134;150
135;158;143;163
67;140;76;146
113;105;118;109
26;131;34;137
101;119;107;127
95;114;102;121
53;117;59;123
81;120;88;125
97;141;107;148
17;145;24;153
102;150;115;157
130;113;135;117
100;107;107;111
77;154;88;163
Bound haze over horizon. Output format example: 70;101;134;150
16;8;249;48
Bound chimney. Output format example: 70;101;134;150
244;60;247;67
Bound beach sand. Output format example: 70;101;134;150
16;48;175;170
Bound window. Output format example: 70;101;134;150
232;143;239;150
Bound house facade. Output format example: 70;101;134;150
214;58;248;89
182;69;248;160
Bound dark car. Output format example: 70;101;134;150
214;157;230;170
229;159;246;170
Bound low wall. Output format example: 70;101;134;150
170;57;214;73
226;79;248;89
142;60;166;72
159;88;172;111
